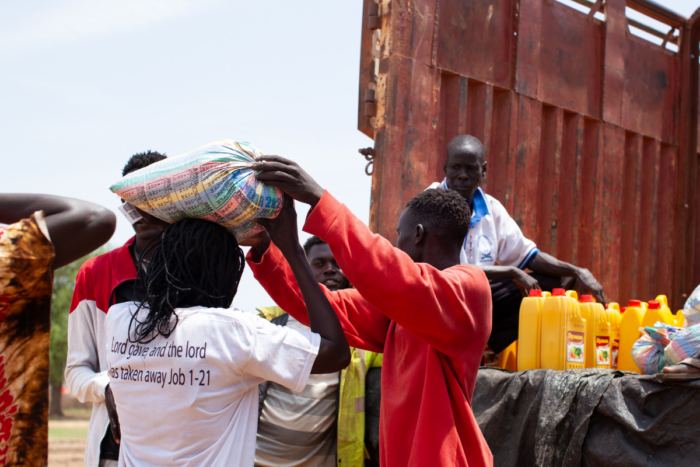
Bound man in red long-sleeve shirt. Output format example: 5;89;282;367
246;156;493;467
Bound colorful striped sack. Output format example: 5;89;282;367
681;283;700;327
109;139;283;240
664;324;700;365
631;322;682;374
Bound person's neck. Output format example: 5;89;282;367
132;236;156;263
420;243;461;271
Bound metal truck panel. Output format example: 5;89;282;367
358;0;700;309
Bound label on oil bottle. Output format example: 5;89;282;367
611;339;620;369
566;331;585;363
595;336;610;366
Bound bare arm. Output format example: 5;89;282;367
257;196;351;374
0;194;116;269
479;265;541;297
528;251;605;303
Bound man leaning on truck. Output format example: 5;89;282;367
428;134;606;355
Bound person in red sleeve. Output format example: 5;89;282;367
245;156;494;467
65;151;168;467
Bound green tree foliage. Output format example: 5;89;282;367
50;245;112;415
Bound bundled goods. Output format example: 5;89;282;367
664;325;700;365
681;286;700;327
110;140;283;240
631;322;682;374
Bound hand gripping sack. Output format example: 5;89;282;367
109;140;283;240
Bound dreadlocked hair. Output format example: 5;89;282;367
128;218;245;344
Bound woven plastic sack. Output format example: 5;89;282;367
664;324;700;365
109;140;283;240
631;322;681;374
681;284;700;327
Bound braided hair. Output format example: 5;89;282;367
128;218;245;344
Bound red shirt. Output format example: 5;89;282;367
247;192;493;467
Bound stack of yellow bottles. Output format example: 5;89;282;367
540;288;587;370
516;292;684;373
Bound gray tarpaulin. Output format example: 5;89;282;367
472;368;700;467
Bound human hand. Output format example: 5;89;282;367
105;384;121;444
252;156;325;207
512;269;541;297
256;194;300;254
237;229;271;255
575;268;606;305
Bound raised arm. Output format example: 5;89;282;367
246;239;390;353
0;194;116;269
253;157;492;358
256;196;350;374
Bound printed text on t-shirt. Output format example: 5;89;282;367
111;337;207;360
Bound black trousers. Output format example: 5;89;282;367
487;273;574;354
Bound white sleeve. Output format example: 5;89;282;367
244;316;320;393
492;201;539;269
64;299;110;403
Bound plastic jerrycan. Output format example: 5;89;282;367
498;341;517;371
517;289;547;371
642;300;672;329
654;295;675;325
618;300;646;373
580;295;611;368
540;289;587;370
606;304;622;369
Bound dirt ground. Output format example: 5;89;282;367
48;408;90;467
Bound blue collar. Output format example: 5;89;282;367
441;179;490;228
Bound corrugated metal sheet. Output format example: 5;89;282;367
358;0;700;310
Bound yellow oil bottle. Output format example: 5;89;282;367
498;341;518;371
655;295;669;308
566;290;578;300
540;288;587;370
606;304;622;369
642;300;674;328
607;302;620;312
618;300;646;373
516;289;548;371
580;295;610;368
654;295;675;325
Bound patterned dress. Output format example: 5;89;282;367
0;212;55;466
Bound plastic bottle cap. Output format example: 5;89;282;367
628;299;642;307
552;288;566;296
528;289;543;297
580;295;594;303
621;307;627;314
648;300;661;309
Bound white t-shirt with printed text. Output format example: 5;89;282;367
428;181;539;269
104;302;320;467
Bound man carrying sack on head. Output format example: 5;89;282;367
246;156;493;467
